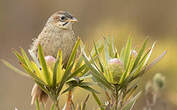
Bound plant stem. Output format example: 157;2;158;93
66;90;72;110
115;92;118;110
50;103;55;110
35;99;40;110
115;86;119;110
55;101;60;110
42;102;45;110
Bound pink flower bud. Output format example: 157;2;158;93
107;58;124;83
108;58;123;66
44;56;56;67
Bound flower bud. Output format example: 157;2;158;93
44;56;56;67
31;84;48;105
153;73;165;90
107;58;124;83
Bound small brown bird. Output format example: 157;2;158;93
30;11;78;65
30;11;78;105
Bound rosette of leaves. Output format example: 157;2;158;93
82;37;166;110
2;39;95;110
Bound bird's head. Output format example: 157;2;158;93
47;11;78;30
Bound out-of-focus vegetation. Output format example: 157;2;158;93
0;0;177;110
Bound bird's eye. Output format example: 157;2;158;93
60;16;67;21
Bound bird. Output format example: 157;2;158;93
30;11;78;66
30;11;79;105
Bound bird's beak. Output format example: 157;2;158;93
70;17;78;22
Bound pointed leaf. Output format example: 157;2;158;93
93;41;104;72
131;39;148;72
146;50;167;71
53;56;60;88
79;85;99;93
22;63;46;85
28;49;41;68
14;51;27;66
120;47;125;62
122;92;141;110
82;51;113;90
1;59;29;77
35;80;50;96
92;92;104;110
38;44;51;86
31;61;44;81
104;38;110;63
66;39;80;68
124;37;132;69
67;64;86;80
82;95;90;110
57;63;74;94
21;48;33;71
62;85;75;94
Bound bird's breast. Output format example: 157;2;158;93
40;30;76;64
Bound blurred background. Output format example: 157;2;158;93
0;0;177;110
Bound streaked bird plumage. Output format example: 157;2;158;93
30;11;78;65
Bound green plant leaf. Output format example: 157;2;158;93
119;69;129;84
111;37;117;57
104;38;110;63
119;38;133;84
28;49;41;68
14;50;27;66
123;84;137;103
77;74;92;81
129;50;167;81
93;41;104;72
1;59;29;77
57;63;74;94
74;56;84;70
122;92;141;110
62;85;75;94
21;48;33;71
67;64;86;80
89;50;111;81
35;99;40;110
79;85;98;94
66;39;80;68
38;44;51;86
120;48;125;62
82;95;90;110
143;42;156;66
53;50;62;88
20;62;46;85
131;39;148;72
91;41;104;58
82;49;113;90
132;42;155;77
31;61;43;80
56;50;63;84
131;49;151;77
92;92;104;110
35;80;50;96
124;37;132;69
